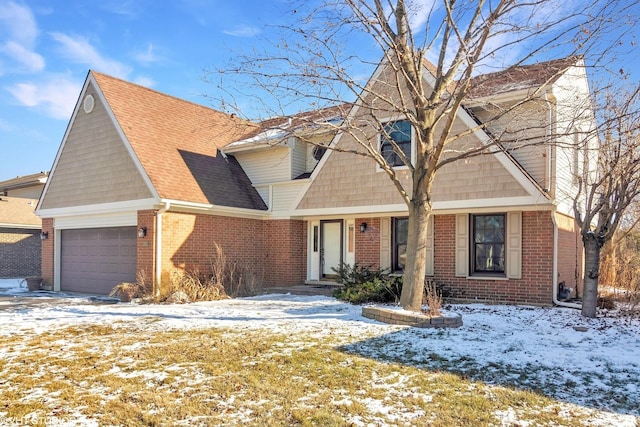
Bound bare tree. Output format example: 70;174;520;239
211;0;637;311
575;86;640;318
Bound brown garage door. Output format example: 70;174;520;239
61;227;137;294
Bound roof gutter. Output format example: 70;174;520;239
551;207;582;309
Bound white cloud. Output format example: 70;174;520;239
133;75;156;88
133;43;163;66
1;41;45;72
0;1;45;73
406;0;440;31
0;1;39;46
222;25;260;37
50;32;131;78
6;76;81;120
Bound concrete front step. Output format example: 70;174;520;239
263;284;342;297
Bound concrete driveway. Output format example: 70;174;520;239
0;278;110;311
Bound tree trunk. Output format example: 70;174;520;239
399;198;431;311
581;233;601;318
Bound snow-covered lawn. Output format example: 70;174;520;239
0;278;638;426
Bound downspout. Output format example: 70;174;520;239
155;201;170;296
551;208;582;309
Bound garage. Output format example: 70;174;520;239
60;227;137;294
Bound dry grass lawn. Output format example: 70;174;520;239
0;319;622;426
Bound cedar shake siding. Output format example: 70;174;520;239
39;83;153;210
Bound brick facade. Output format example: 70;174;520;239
40;218;54;286
137;210;156;291
557;214;583;296
0;227;41;277
434;211;555;305
355;217;381;268
354;211;564;305
160;211;305;289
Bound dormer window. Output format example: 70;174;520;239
380;120;412;167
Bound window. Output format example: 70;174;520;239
392;217;409;271
471;214;505;274
381;120;412;167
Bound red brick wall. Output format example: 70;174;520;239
355;217;381;268
432;211;554;305
353;211;557;305
136;210;155;291
161;212;265;284
263;219;306;286
40;218;54;287
158;212;305;289
557;215;583;296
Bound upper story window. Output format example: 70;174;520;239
471;214;505;275
380;120;412;167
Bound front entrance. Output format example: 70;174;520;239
320;220;343;279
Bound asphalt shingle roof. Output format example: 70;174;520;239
0;197;41;227
92;71;266;210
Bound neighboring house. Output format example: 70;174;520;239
0;172;47;277
0;196;41;277
0;171;48;199
38;57;591;304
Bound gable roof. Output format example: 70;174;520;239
0;197;41;228
88;72;265;209
467;56;579;99
0;172;48;192
225;104;350;152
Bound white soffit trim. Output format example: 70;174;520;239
292;195;551;218
0;223;41;229
54;211;138;229
160;199;268;220
37;198;157;218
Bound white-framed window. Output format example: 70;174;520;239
380;120;413;168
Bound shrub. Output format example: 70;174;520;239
423;278;442;316
161;269;227;303
109;244;263;304
332;263;402;304
109;270;149;302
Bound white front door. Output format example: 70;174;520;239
321;220;343;278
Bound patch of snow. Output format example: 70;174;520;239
0;278;27;293
0;289;638;424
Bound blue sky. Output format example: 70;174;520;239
1;1;638;182
0;0;291;181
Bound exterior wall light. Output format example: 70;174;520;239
40;231;49;240
360;222;367;233
137;227;147;238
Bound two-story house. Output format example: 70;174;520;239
37;56;591;305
